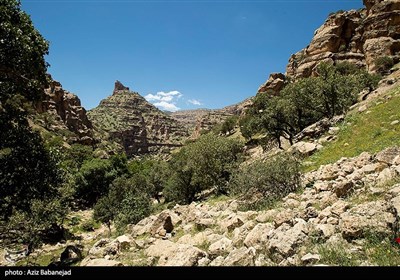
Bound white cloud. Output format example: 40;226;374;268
188;99;203;106
153;101;180;112
145;90;182;112
145;91;182;102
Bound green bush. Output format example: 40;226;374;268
128;160;169;202
74;154;129;206
218;116;239;135
80;220;97;232
164;133;243;204
241;62;380;146
93;176;151;233
230;153;301;206
375;56;394;75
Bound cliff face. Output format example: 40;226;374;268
258;0;400;93
170;97;253;138
88;81;188;157
35;79;94;145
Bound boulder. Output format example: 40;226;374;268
267;219;308;260
375;147;400;165
273;209;296;228
391;195;400;219
150;212;174;237
145;240;206;266
243;223;275;250
208;237;234;257
113;235;133;250
209;256;225;266
290;142;322;156
221;247;256;266
315;224;336;239
339;201;395;239
220;214;244;232
301;253;321;265
257;73;286;94
376;167;398;186
195;218;214;231
334;180;354;198
88;239;119;258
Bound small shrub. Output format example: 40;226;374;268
80;220;97;232
375;56;394;75
230;153;301;205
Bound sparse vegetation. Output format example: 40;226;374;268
241;62;380;147
230;153;301;208
305;86;400;171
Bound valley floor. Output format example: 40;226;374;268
4;146;400;266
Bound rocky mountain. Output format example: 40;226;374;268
259;0;400;94
34;79;95;145
170;97;253;138
87;81;189;157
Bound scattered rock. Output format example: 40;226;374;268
81;258;123;267
301;253;321;265
208;237;233;257
339;201;395;240
244;223;274;250
358;105;367;112
150;212;174;237
334;180;354;198
220;214;244;232
267;220;308;261
145;240;206;266
375;147;400;165
222;247;256;266
291;141;322;156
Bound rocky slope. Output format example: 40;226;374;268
171;98;253;138
88;81;189;157
34;79;95;145
259;0;400;94
54;146;398;266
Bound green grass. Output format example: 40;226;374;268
362;232;400;266
304;85;400;172
317;232;400;266
318;244;358;266
206;194;230;206
16;248;64;266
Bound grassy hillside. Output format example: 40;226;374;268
304;83;400;171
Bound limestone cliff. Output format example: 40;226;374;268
34;79;94;145
258;0;400;94
88;81;188;157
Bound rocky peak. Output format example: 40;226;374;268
88;83;188;157
258;0;400;93
113;80;130;95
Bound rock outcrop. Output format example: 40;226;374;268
88;81;188;157
258;0;400;93
170;98;253;138
35;79;94;145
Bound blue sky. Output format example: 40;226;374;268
22;0;364;111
